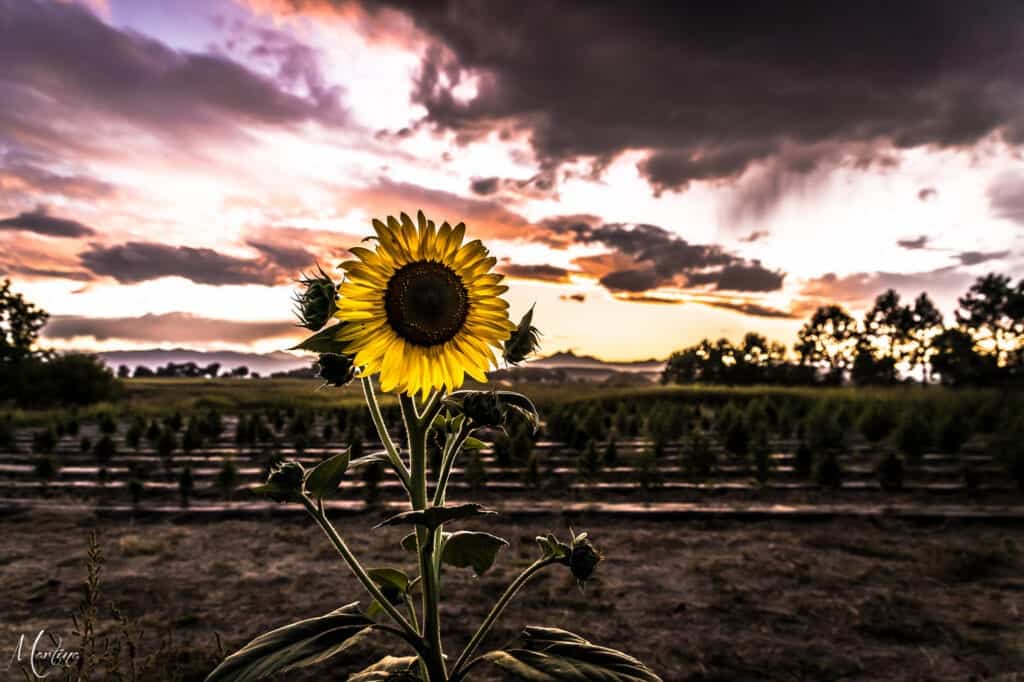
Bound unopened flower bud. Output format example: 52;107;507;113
264;461;305;503
294;266;338;331
317;353;356;388
569;537;602;583
462;391;505;427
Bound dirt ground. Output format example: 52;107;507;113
2;509;1023;681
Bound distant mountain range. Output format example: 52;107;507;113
97;347;665;378
98;348;308;376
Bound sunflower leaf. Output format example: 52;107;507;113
348;655;419;681
291;323;349;355
375;503;495;530
303;450;351;499
480;626;663;682
440;531;509;576
205;603;372;682
349;452;391;469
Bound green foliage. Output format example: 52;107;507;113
35;453;59;483
216;458;239;499
682;427;715;477
376;503;495;530
751;429;772;483
858;402;896;444
577;438;602;480
157;427;178;459
204;603;372;682
937;410;973;454
179;465;194;507
815;451;842;489
896;409;932;462
637;448;663;491
877;452;904;492
804;402;846;452
31;426;57;454
481;626;662;682
304;449;351;499
94;435;116;464
793;440;813;479
437;530;509;576
465;450;486;492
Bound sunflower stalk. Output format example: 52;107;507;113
210;211;660;682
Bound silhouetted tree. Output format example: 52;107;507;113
796;305;858;383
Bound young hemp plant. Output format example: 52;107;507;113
206;211;661;682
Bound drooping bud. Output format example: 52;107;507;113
317;353;356;388
293;266;338;331
503;304;541;366
461;391;506;427
568;535;602;584
260;460;306;503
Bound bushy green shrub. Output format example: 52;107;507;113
858;402;896;443
94;435;116;464
31;426;57;454
217;458;238;499
751;429;772;483
683;427;715;477
937;411;973;454
98;413;117;435
793;440;813;479
877;452;904;492
179;466;194;507
804;402;846;452
815;451;842;489
603;432;618;466
577;439;601;480
896;409;932;462
637;448;663;490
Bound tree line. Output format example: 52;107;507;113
662;272;1023;387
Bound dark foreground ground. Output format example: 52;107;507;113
3;510;1023;681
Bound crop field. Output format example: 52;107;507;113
2;380;1024;680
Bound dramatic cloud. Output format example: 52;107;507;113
989;171;1024;225
799;267;975;310
0;162;116;201
897;235;931;250
918;187;938;201
560;293;586;303
383;1;1024;194
0;209;96;238
469;176;500;195
557;222;785;293
78;241;311;286
343;178;541;241
955;250;1010;266
499;263;572;283
0;0;346;151
704;300;796;319
740;230;771;243
43;312;296;344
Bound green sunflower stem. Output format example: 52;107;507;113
362;377;412;492
450;558;555;680
401;394;447;681
433;421;470;507
300;496;419;643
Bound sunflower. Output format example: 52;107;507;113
334;212;516;397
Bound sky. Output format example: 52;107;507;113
2;0;1023;362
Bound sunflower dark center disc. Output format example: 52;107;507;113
385;261;470;347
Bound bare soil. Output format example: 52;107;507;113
2;509;1023;681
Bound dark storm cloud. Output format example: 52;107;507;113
499;263;572;283
377;0;1024;194
955;250;1010;266
897;235;931;250
43;313;296;344
0;1;346;145
0;210;96;238
800;267;974;308
706;300;796;319
470;177;500;195
557;221;785;293
78;242;302;286
560;293;586;303
988;172;1024;225
246;240;316;271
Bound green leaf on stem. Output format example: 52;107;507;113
349;451;391;469
348;655;420;681
365;567;410;618
291;323;348;354
399;530;509;576
375;503;496;530
304;450;350;499
205;603;372;682
462;437;488;450
440;531;508;576
481;626;662;682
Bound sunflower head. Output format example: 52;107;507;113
335;211;518;397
